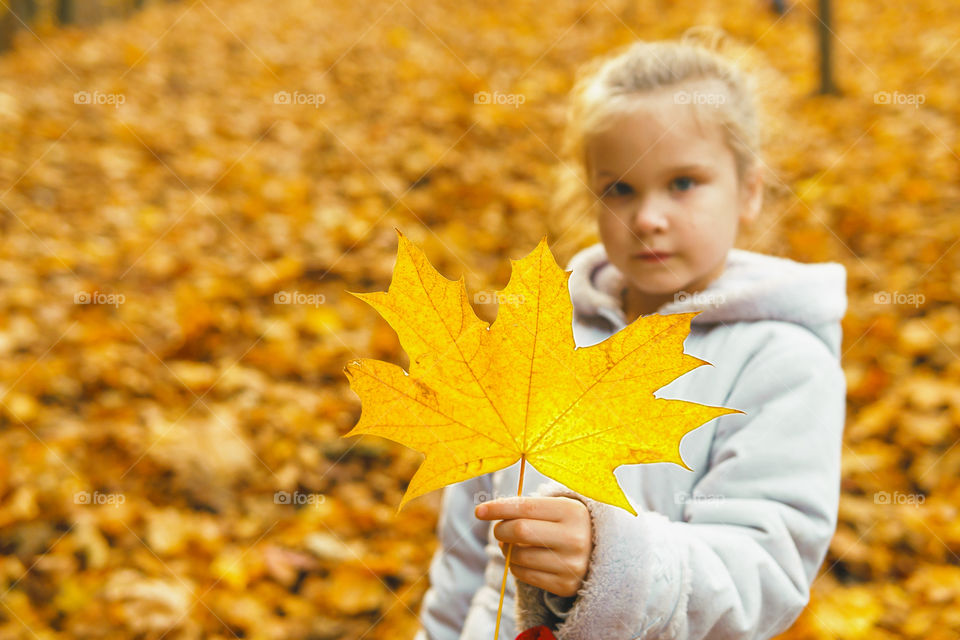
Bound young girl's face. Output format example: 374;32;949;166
586;86;761;316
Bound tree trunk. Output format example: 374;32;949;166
817;0;838;95
0;0;36;53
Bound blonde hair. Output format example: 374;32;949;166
549;27;779;250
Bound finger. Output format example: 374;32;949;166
493;518;566;548
509;565;579;598
498;540;535;556
509;545;581;576
475;496;572;522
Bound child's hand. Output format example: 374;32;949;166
475;496;593;598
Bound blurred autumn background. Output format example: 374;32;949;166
0;0;958;638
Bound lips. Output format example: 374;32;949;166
633;251;673;260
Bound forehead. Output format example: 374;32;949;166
585;88;732;174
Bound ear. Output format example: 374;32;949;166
738;164;763;226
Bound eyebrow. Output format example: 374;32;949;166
596;164;712;178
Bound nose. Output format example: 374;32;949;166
630;194;668;235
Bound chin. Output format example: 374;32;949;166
625;265;680;284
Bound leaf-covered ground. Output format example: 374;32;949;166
0;0;958;638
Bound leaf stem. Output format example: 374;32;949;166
493;454;526;640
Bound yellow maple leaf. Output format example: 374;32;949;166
343;230;743;516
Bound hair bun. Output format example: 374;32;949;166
680;25;740;58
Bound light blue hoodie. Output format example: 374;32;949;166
413;242;848;640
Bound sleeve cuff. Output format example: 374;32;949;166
543;591;577;619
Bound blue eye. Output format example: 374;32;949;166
602;182;633;197
670;176;696;192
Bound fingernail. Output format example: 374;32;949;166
477;505;487;517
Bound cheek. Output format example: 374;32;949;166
678;201;738;258
597;209;627;248
687;189;738;232
596;206;612;233
682;215;725;247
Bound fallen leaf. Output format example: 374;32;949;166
343;230;742;515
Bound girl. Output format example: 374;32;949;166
414;29;847;640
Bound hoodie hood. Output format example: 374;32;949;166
566;243;848;356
